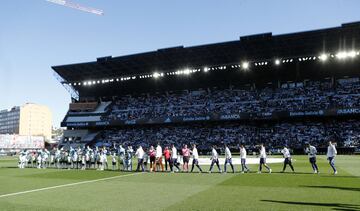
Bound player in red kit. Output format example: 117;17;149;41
163;147;171;172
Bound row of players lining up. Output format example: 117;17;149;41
18;142;338;174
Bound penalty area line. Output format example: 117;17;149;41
0;172;143;199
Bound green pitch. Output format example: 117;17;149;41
0;155;359;211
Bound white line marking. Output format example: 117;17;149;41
0;172;142;199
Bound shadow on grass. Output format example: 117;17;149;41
1;166;228;174
0;166;19;169
301;185;360;192
281;172;315;175
261;200;360;210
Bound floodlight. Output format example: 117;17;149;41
336;51;347;59
153;72;161;78
319;54;328;61
242;62;249;70
348;51;356;58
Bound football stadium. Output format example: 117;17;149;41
1;1;360;211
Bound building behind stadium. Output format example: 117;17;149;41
53;22;360;154
0;103;52;149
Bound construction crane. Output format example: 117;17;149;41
46;0;104;16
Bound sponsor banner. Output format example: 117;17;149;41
63;122;89;127
219;114;241;120
289;110;325;117
95;121;110;126
182;116;211;122
337;108;360;115
0;135;44;149
62;107;360;127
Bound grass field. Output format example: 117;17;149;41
0;155;359;211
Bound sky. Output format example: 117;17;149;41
0;0;360;127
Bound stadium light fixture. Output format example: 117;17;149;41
153;72;161;78
183;69;191;75
275;59;281;65
336;51;347;59
348;51;356;58
319;54;328;62
242;62;249;70
335;51;357;60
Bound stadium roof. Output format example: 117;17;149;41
53;22;360;83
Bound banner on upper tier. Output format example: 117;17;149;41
61;107;360;127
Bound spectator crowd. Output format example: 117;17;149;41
94;120;360;152
64;78;360;151
104;78;360;121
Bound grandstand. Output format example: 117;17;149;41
52;22;360;153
